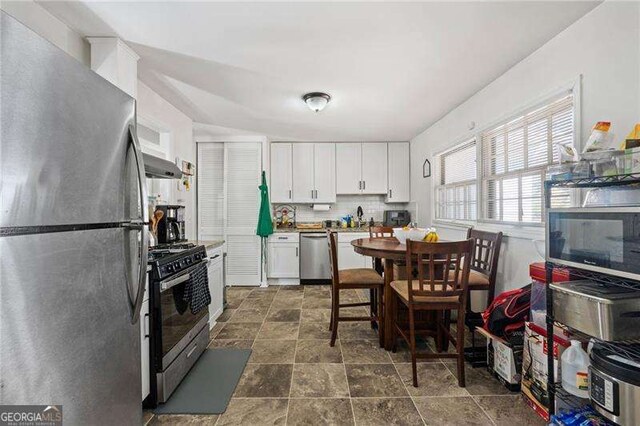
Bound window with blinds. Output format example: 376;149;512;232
435;140;477;221
481;94;574;223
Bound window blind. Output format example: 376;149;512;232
482;94;574;223
435;140;477;221
440;143;477;185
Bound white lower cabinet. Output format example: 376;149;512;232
268;234;300;278
337;233;372;269
338;243;370;269
140;281;150;401
208;246;225;326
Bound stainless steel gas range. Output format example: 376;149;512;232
145;243;210;406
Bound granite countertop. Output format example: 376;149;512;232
189;240;225;249
274;225;380;234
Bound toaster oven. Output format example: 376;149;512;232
546;207;640;282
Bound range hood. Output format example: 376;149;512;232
142;153;182;179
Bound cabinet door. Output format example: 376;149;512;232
387;142;410;202
292;144;315;203
208;260;224;323
140;299;150;401
338;243;369;269
335;143;362;195
361;143;388;194
270;143;292;203
268;243;300;278
313;143;336;203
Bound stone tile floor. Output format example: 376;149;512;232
146;285;544;425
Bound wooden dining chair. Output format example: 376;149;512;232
369;225;395;238
367;225;394;326
464;228;503;365
327;230;385;347
390;238;474;387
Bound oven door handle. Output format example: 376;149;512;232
159;259;210;292
160;273;191;292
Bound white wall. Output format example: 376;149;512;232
410;2;640;294
138;81;197;239
1;1;90;66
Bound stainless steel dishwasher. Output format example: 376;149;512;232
299;233;331;282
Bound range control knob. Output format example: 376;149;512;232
166;265;174;273
173;261;181;270
186;258;193;265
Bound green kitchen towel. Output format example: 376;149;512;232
257;170;274;237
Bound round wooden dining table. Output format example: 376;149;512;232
351;237;409;350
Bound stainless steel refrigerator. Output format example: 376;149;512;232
0;12;148;424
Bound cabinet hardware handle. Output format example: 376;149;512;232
358;181;362;190
363;181;366;190
289;189;291;199
144;313;150;338
389;189;393;198
311;189;314;199
296;247;299;257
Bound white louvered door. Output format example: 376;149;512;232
197;143;224;240
224;143;262;285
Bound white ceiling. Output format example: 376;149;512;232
42;1;599;141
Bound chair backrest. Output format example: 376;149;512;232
369;225;394;238
405;239;474;305
326;230;340;286
466;228;503;301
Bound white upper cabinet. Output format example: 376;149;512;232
273;141;407;204
387;142;411;202
313;143;336;203
270;143;293;203
361;143;388;194
292;143;315;203
291;143;335;203
336;143;362;194
336;143;387;195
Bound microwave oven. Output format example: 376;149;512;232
546;207;640;281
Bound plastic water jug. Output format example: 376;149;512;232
561;340;589;398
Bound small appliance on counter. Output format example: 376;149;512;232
589;342;640;425
550;280;640;341
383;210;411;227
155;205;187;244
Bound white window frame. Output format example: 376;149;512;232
434;139;478;224
431;76;581;238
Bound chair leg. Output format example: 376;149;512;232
456;308;466;387
409;305;418;387
391;293;398;353
435;310;444;353
329;287;334;331
369;288;376;329
330;289;339;347
377;287;384;348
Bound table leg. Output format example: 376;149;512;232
383;258;394;350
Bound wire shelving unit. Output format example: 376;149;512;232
544;172;640;416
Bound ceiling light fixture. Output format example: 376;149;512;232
303;92;331;112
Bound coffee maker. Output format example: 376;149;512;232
155;205;187;244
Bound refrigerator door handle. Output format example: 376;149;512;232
127;124;149;324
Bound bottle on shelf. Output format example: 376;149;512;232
561;340;590;398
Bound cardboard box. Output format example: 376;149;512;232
521;322;571;421
478;327;523;391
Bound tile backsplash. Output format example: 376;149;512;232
274;195;416;223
